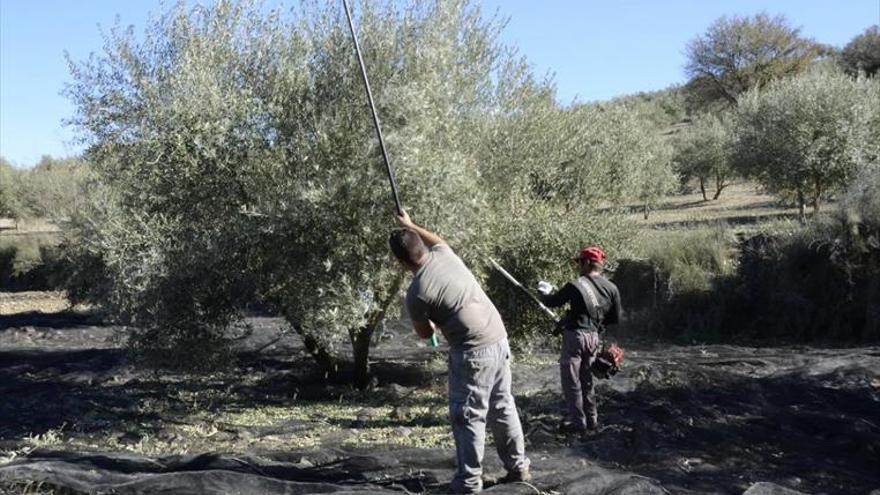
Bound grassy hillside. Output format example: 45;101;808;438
632;182;801;230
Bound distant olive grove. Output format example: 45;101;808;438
2;2;877;376
670;15;879;213
0;155;88;225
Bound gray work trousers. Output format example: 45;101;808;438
560;329;600;429
448;338;530;493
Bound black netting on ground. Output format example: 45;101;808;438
2;314;879;494
0;448;670;494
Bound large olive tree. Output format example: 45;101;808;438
684;13;820;110
840;25;880;77
65;0;658;380
731;67;879;221
64;0;626;382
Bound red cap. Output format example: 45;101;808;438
574;246;605;263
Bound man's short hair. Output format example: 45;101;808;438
583;260;603;272
389;228;427;265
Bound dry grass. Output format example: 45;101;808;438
631;182;801;230
0;292;75;315
0;218;59;235
624;182;810;260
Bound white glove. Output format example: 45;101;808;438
537;280;554;296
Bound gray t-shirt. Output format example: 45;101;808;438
405;244;506;350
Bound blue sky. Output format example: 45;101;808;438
1;1;877;167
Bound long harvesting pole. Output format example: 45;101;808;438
343;0;437;347
489;259;560;324
342;0;402;216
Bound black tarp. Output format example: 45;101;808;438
0;448;670;494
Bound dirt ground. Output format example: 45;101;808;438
0;293;879;494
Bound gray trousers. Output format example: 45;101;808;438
560;329;600;429
448;338;530;493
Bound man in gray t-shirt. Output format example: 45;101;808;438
390;210;530;494
405;243;505;350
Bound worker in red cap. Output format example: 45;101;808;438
536;245;622;435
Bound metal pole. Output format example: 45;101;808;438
489;258;560;324
343;0;436;347
342;0;402;216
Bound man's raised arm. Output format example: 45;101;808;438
396;209;446;247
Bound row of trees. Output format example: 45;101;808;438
674;67;878;214
672;15;879;218
734;68;878;218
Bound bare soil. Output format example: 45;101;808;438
0;295;878;494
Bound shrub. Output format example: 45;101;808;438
0;246;15;288
644;226;734;295
622;176;880;343
615;226;735;341
0;234;63;291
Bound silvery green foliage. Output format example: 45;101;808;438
0;158;23;220
608;86;688;132
472;95;660;343
576;102;676;219
62;0;658;366
674;112;734;200
12;156;90;222
731;67;879;215
64;0;500;369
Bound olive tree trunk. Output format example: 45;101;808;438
351;273;406;389
699;177;709;201
712;174;729;200
797;188;807;224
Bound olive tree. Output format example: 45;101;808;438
731;67;879;221
582;103;676;219
840;25;880;77
684;13;820;109
65;0;640;383
0;158;22;222
673;113;733;201
469;89;640;346
15;156;89;221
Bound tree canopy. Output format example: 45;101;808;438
673;113;733;201
731;67;879;220
840;25;880;77
684;13;821;109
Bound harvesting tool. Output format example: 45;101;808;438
342;0;438;347
489;259;560;325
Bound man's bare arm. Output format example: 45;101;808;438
397;210;446;247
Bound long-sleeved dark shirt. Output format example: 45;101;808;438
539;274;622;332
